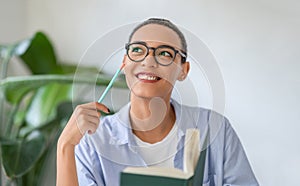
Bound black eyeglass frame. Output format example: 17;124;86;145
125;41;187;66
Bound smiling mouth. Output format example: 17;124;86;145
136;73;162;81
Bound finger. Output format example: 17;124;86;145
86;122;98;134
77;121;98;135
86;115;100;126
75;112;100;134
77;109;102;119
74;104;101;118
94;102;110;113
76;113;100;126
77;102;110;114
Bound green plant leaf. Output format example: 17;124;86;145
0;37;32;57
0;30;129;185
25;83;72;127
19;32;62;74
0;74;127;105
58;63;100;74
0;133;46;178
1;38;32;79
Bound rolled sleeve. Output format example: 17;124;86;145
75;137;105;186
222;118;259;185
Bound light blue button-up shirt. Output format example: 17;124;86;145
75;100;259;186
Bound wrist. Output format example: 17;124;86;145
58;117;84;147
57;137;75;152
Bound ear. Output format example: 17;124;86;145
177;62;190;81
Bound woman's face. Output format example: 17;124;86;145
123;24;189;100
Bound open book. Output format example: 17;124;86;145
120;129;207;186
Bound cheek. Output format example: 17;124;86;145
161;65;182;85
123;63;137;89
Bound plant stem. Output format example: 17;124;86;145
0;46;14;186
0;46;13;80
5;105;19;138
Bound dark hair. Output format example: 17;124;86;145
128;18;187;61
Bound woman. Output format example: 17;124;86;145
57;18;259;186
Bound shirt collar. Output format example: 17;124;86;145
110;99;190;146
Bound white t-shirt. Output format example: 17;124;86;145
133;124;178;167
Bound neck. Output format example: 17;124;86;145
130;95;175;144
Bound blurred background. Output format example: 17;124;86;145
1;0;300;185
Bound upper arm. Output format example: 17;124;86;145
222;119;259;185
75;139;105;186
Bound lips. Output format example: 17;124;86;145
136;72;161;82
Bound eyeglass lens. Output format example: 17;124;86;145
127;43;176;66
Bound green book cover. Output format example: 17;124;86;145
120;173;194;186
120;129;207;186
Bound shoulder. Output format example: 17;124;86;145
172;100;237;151
172;99;229;130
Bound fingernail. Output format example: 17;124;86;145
107;108;111;113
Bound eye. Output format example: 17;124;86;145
131;47;143;53
159;51;173;58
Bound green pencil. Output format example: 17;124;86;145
98;63;125;103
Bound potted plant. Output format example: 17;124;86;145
0;32;127;185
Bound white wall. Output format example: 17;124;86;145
0;0;30;76
0;0;26;43
1;0;300;185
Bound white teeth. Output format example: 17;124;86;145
138;74;159;80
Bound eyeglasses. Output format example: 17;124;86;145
125;42;187;66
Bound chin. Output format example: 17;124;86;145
130;88;171;100
131;90;160;99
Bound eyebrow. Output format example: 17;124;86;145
128;41;187;58
129;40;148;46
129;40;182;51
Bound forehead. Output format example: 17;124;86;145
130;24;182;49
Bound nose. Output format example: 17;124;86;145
141;48;158;68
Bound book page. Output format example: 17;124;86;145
123;166;192;179
122;129;200;180
183;129;200;175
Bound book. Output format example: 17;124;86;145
120;129;207;186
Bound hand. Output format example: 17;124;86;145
58;102;110;147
